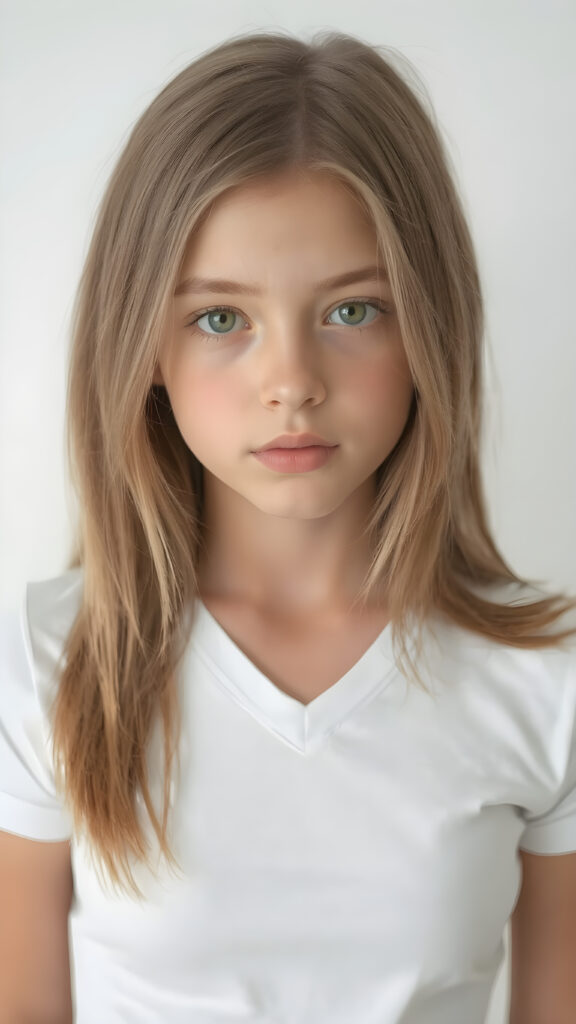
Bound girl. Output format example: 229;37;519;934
1;29;576;1024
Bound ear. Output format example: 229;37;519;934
151;363;165;386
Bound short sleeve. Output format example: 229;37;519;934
518;643;576;855
0;589;74;842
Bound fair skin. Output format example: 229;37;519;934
151;166;576;1016
154;169;414;625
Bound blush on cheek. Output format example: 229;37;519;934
184;378;240;433
355;365;408;405
355;366;414;434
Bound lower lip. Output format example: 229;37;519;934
252;445;338;472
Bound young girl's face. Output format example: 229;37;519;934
154;169;414;526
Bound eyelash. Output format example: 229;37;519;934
184;298;391;339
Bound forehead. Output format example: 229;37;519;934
182;170;378;265
213;168;359;209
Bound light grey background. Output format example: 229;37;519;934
2;2;575;1018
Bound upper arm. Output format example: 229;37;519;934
509;848;576;1024
0;829;74;1024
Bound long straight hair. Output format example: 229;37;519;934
51;29;576;898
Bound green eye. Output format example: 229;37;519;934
191;308;241;335
327;301;380;327
185;299;389;341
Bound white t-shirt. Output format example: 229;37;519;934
2;568;576;1024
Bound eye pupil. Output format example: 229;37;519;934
209;310;235;332
340;302;365;324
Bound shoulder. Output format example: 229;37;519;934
421;585;576;843
24;567;84;660
422;579;576;708
2;567;85;713
0;570;81;840
433;578;576;656
25;566;84;637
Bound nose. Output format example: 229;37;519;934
256;330;327;410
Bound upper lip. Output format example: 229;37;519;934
253;433;337;451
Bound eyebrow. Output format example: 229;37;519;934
174;264;388;297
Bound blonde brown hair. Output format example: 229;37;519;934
52;29;576;898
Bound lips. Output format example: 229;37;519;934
254;433;336;451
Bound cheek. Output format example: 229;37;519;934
349;356;414;424
170;371;239;440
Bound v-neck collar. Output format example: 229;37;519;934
189;599;400;753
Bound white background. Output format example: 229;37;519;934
1;2;575;1018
